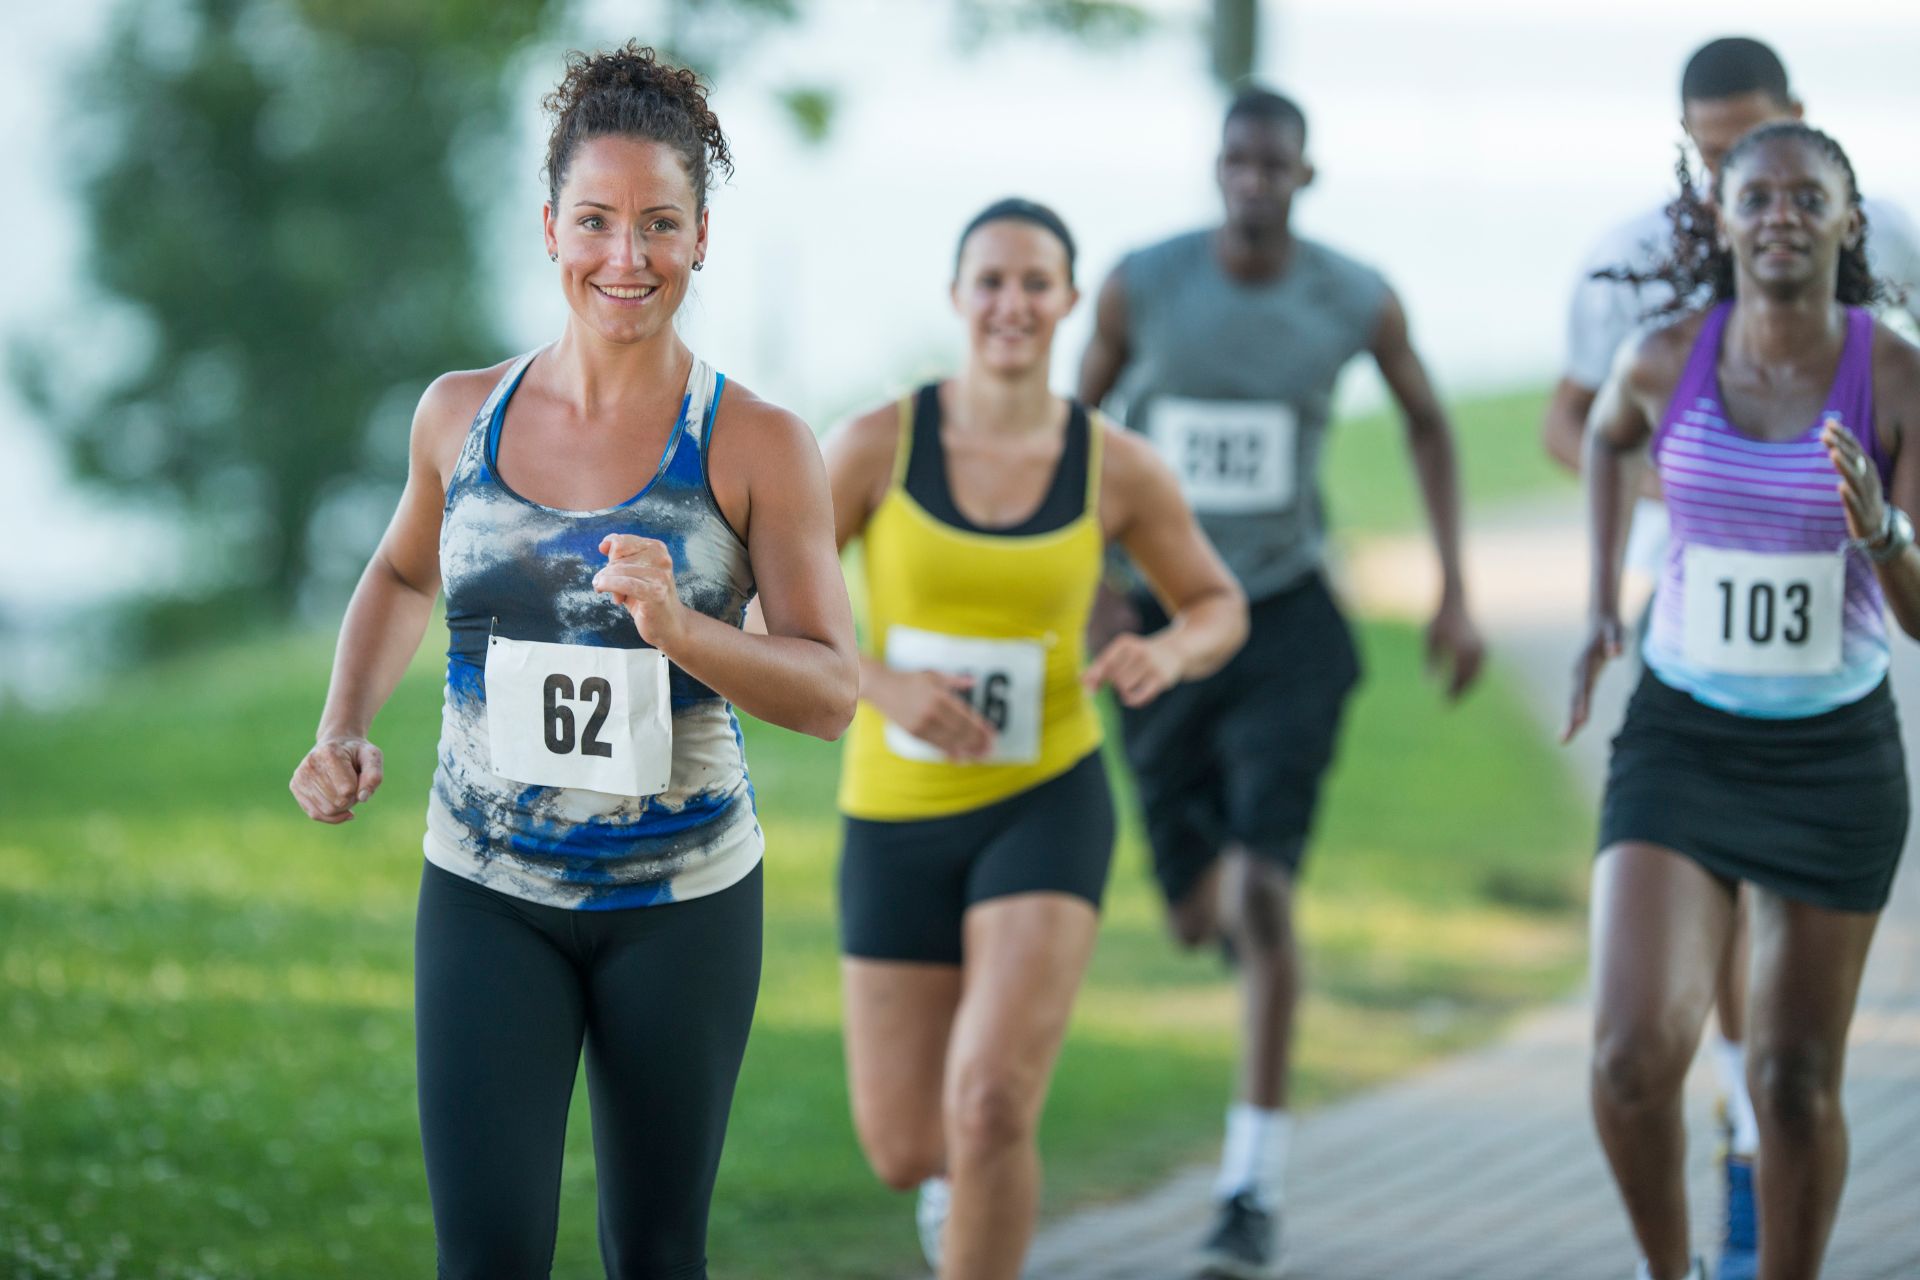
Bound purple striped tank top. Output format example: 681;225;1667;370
1644;301;1890;717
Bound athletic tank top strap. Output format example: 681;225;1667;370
1653;301;1734;454
1833;307;1884;479
898;383;1092;536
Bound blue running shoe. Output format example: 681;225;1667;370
1717;1155;1757;1280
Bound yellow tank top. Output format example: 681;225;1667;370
838;385;1105;820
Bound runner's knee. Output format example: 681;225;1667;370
1591;1023;1693;1111
1749;1040;1843;1136
945;1067;1038;1160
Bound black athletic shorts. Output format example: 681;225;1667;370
1120;574;1361;906
1600;669;1909;913
838;751;1115;964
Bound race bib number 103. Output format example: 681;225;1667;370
485;635;673;796
1681;547;1845;677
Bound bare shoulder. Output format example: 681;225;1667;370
1869;319;1920;390
413;359;514;474
1619;308;1707;402
710;377;819;459
1095;413;1180;521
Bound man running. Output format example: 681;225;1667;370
1542;37;1920;1280
1079;86;1483;1279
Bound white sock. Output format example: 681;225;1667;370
1214;1103;1290;1207
1711;1036;1760;1157
1635;1258;1704;1280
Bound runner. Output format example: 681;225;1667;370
1078;88;1484;1278
1544;40;1920;1277
827;198;1248;1280
286;44;858;1278
1565;121;1919;1280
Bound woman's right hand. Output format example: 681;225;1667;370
290;736;385;824
1563;615;1626;743
870;668;997;761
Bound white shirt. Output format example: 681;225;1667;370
1563;195;1920;390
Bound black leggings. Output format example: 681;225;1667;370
414;859;763;1279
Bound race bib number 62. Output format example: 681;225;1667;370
1681;547;1845;677
485;635;673;796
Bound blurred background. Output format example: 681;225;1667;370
4;2;1920;1277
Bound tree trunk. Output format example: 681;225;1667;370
1211;0;1259;88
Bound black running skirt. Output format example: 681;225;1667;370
1599;670;1909;913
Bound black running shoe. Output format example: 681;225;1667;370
1196;1191;1281;1279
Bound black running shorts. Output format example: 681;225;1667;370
1120;574;1361;906
838;752;1115;964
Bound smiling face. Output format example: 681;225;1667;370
950;219;1078;377
1718;134;1860;301
542;135;709;346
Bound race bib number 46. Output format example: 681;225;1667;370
485;636;672;796
883;625;1045;765
1682;547;1845;677
1149;397;1297;514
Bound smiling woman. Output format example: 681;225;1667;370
284;40;858;1280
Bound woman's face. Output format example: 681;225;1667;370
543;135;708;346
1718;136;1860;299
950;220;1078;376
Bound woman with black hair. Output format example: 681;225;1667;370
287;43;858;1279
823;198;1246;1279
1567;122;1920;1280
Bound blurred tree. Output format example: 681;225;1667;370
1210;0;1258;87
14;0;561;624
12;0;1172;635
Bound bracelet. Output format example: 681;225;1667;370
1857;506;1915;564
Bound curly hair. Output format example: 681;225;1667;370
542;41;733;212
1596;121;1886;316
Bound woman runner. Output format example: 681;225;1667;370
825;199;1248;1280
1566;122;1920;1280
287;44;857;1279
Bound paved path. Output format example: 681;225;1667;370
1006;501;1920;1280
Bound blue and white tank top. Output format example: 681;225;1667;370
1643;303;1890;718
424;350;762;908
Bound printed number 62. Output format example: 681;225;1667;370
544;674;614;757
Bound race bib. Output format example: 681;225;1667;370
882;625;1045;765
1149;397;1297;514
1682;547;1844;677
485;635;672;796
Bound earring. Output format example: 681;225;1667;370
548;251;558;262
692;260;704;272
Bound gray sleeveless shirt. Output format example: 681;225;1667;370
1111;230;1388;603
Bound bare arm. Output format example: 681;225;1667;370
1087;426;1247;705
1542;377;1598;473
1840;330;1920;640
1370;288;1485;698
1077;266;1131;408
604;393;858;741
291;369;486;822
1565;327;1677;739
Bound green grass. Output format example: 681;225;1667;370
0;616;1590;1279
1322;385;1575;535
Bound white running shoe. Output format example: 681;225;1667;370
1632;1258;1705;1280
916;1176;950;1271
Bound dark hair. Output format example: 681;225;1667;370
1681;36;1791;107
954;198;1077;283
1224;86;1307;146
542;42;732;212
1596;122;1884;316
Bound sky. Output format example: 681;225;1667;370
7;0;1920;623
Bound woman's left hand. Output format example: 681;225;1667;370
594;534;689;652
1083;632;1183;707
1823;415;1888;543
